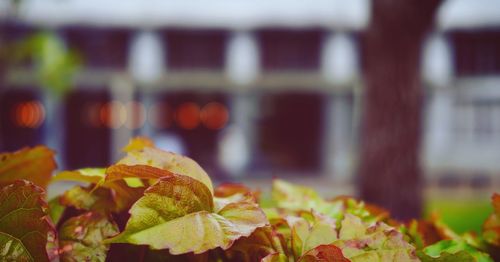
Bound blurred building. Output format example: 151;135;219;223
0;0;499;188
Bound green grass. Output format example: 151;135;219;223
424;199;493;234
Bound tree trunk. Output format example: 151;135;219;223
358;0;442;220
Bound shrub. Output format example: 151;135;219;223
0;137;498;261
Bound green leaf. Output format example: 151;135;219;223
271;180;379;224
106;174;267;255
0;146;56;190
284;211;338;259
48;196;66;225
419;240;493;262
261;253;289;262
271;179;323;211
117;146;214;194
333;214;419;262
0;180;55;262
58;212;118;262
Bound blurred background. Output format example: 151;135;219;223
0;0;499;231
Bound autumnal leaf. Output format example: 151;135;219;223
483;193;500;247
0;180;55;261
418;240;493;262
215;183;258;198
333;214;419;262
298;245;350;262
117;146;213;193
106;174;267;255
59;212;119;262
0;146;56;190
405;218;455;250
53;168;143;212
105;164;172;184
225;226;288;262
60;186;117;213
271;180;383;224
51;168;106;185
271;180;345;221
285;211;338;259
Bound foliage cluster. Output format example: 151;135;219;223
0;137;498;261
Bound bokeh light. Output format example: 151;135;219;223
12;101;45;128
201;102;229;130
99;101;127;129
175;102;200;130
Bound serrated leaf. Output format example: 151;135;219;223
58;212;119;262
0;180;54;262
420;240;493;262
105;164;173;183
117;146;213;194
106;174;267;255
0;146;56;190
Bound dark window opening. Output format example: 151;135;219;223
452;30;500;76
0;88;43;151
62;27;132;68
258;29;323;70
162;30;227;70
254;92;324;174
64;88;111;169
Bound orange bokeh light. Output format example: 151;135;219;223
176;102;200;130
99;101;126;129
13;101;45;128
201;102;229;130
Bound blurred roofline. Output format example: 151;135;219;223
437;0;500;31
4;0;370;30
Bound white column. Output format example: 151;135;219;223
321;32;359;182
42;33;66;169
422;33;454;172
321;32;359;86
219;31;260;177
109;74;134;162
128;30;165;139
